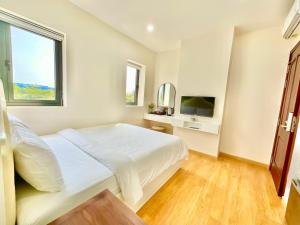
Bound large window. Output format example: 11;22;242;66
0;11;64;106
126;63;140;105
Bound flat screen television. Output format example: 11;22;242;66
180;96;215;117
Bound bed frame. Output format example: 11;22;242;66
0;79;182;225
123;161;180;212
0;80;16;225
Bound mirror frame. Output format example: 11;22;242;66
157;82;176;109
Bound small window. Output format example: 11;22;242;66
0;12;64;106
126;63;140;105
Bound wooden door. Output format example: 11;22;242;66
270;42;300;197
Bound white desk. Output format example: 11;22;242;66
144;113;220;135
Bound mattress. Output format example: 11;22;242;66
16;134;119;225
57;123;187;205
76;123;188;187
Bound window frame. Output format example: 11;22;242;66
6;27;63;106
0;8;65;107
126;63;141;106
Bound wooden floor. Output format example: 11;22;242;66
137;151;286;225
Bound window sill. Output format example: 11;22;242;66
7;105;66;109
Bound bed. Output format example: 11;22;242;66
0;84;187;225
15;134;118;225
16;124;187;225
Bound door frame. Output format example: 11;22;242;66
270;42;300;197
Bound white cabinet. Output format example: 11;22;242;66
144;113;220;135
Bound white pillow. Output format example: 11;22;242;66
10;117;64;192
8;114;28;127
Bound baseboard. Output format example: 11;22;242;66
189;149;218;159
219;152;269;169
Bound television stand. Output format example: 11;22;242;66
143;113;220;135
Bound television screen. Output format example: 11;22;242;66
180;96;215;117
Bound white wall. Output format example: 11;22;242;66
175;29;234;124
152;29;234;156
174;29;234;156
0;0;156;134
153;49;181;103
220;27;298;164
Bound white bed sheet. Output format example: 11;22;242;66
76;124;188;188
63;123;188;204
16;134;119;225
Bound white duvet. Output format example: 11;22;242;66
59;123;188;205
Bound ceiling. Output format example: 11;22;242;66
69;0;294;52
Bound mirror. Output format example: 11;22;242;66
157;82;176;109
